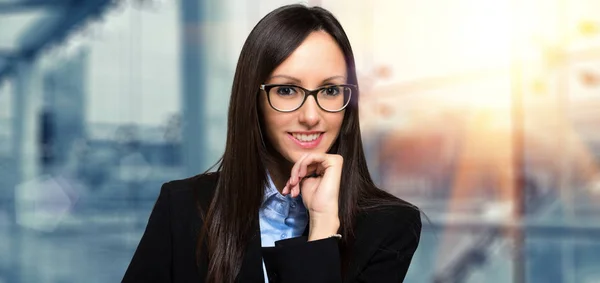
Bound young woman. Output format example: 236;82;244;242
123;4;421;283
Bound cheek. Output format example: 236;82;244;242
328;113;345;135
260;95;277;136
262;110;287;142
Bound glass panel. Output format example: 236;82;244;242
1;0;600;282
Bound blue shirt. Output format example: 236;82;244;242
259;174;308;281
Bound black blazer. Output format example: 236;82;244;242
122;173;421;283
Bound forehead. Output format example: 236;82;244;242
267;31;347;85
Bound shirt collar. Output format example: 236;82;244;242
262;172;304;206
262;173;280;206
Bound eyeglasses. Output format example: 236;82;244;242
259;84;356;113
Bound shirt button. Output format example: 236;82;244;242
290;202;296;208
280;233;286;239
284;217;294;226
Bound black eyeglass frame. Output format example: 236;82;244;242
259;84;357;113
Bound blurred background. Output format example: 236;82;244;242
1;0;600;282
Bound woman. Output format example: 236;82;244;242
123;4;421;283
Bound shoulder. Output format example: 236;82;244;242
358;201;421;230
355;198;422;249
163;171;220;190
160;171;220;211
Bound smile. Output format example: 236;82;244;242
287;132;324;149
291;132;321;142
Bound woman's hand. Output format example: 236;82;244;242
282;153;343;241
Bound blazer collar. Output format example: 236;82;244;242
195;172;313;283
236;219;265;282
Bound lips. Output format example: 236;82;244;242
287;132;324;149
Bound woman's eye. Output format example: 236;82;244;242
322;86;340;96
276;87;297;96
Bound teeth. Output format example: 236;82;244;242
292;133;320;142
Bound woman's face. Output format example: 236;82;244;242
260;31;347;163
260;31;346;163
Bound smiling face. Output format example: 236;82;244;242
260;30;347;163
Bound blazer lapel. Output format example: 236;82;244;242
193;173;266;282
236;219;265;282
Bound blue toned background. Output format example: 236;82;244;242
1;0;600;282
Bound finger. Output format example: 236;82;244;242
302;164;319;179
286;177;295;195
282;183;289;195
292;183;300;198
298;153;328;179
296;182;302;197
290;153;309;185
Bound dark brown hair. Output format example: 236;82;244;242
198;4;413;282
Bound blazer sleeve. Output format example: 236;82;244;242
122;183;172;283
261;209;421;283
354;211;421;282
262;236;342;283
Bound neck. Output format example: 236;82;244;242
264;154;293;194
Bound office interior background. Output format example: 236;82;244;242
1;0;600;282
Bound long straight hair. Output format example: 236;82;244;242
198;5;413;282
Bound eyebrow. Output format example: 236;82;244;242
268;75;346;85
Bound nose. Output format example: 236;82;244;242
298;95;321;127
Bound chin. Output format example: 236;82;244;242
276;137;335;163
286;147;329;162
287;151;305;163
